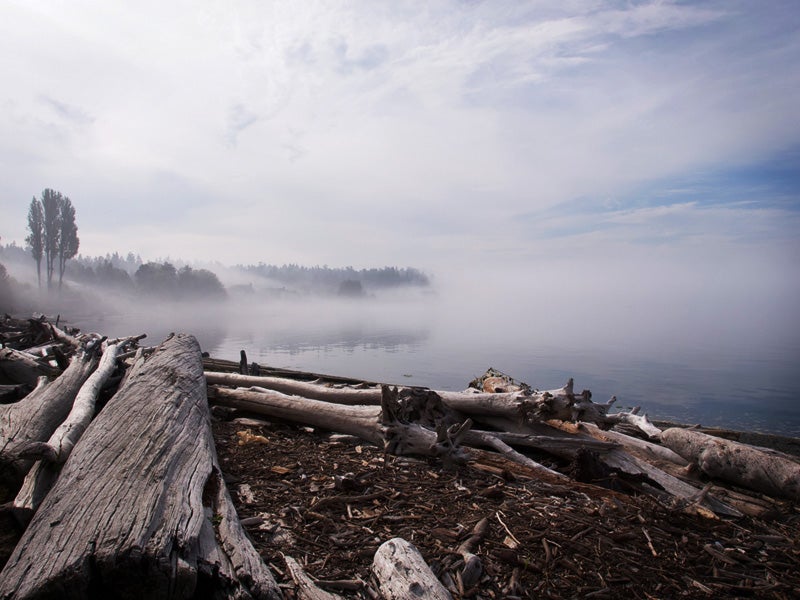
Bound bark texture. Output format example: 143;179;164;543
0;334;281;600
0;350;98;482
372;538;452;600
661;427;800;501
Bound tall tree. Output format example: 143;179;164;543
57;196;80;289
41;189;62;289
26;198;45;288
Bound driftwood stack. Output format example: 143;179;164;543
1;315;798;598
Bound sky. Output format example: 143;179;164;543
1;0;799;283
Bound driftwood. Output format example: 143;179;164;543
0;334;281;600
0;348;61;386
0;348;99;482
205;371;659;439
11;343;123;522
372;538;452;600
661;427;800;501
283;555;345;600
210;384;471;465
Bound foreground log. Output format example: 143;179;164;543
0;349;98;482
372;538;452;600
661;427;800;501
0;334;281;600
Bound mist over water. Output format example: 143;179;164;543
64;261;800;437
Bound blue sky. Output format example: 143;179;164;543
0;0;798;282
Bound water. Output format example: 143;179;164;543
70;288;800;438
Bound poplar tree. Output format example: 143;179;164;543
57;196;80;289
26;197;45;288
41;189;61;289
26;189;80;290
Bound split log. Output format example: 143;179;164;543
372;538;452;600
0;334;281;600
0;347;61;386
661;427;800;501
0;349;99;482
12;343;123;522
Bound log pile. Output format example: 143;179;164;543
1;314;799;598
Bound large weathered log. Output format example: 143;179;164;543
0;349;98;482
661;427;800;501
372;538;452;600
0;334;281;600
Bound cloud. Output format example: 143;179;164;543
0;0;798;274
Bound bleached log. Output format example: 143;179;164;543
0;347;61;386
567;422;688;466
0;349;98;482
207;371;626;432
546;421;741;516
661;427;800;501
210;385;384;444
284;555;346;600
12;344;122;521
0;334;281;600
372;538;452;600
206;371;382;405
209;385;471;465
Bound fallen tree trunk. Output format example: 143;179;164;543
660;427;800;501
0;334;281;600
210;385;471;465
205;371;653;434
0;349;98;482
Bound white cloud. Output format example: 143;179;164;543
0;0;798;273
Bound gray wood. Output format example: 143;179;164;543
661;427;800;501
0;334;281;600
0;350;98;483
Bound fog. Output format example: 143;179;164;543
3;243;797;436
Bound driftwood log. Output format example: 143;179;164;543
0;348;99;483
11;343;123;522
661;427;800;501
372;538;452;600
0;334;281;600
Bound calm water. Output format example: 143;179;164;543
72;289;800;438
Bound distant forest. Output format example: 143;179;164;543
0;243;430;306
240;263;430;290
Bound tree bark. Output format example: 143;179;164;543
372;538;452;600
0;334;281;600
0;348;61;386
0;350;98;483
660;427;800;501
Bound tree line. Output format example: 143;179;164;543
241;263;431;290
